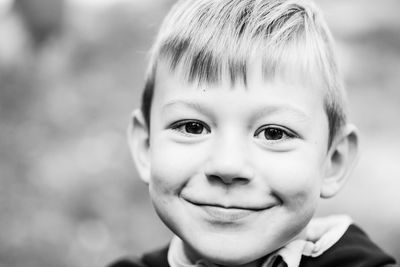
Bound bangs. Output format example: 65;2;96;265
153;0;326;87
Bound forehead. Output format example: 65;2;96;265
151;61;326;121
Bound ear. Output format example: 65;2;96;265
321;124;359;198
127;109;151;184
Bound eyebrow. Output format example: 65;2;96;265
162;99;311;122
162;100;214;118
251;105;311;123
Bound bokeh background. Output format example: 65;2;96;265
0;0;399;266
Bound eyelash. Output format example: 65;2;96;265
254;125;298;142
170;120;211;136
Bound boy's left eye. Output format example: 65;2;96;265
254;125;297;141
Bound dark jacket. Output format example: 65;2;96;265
108;225;396;267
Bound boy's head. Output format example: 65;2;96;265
129;0;359;265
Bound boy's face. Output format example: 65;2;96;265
144;62;330;265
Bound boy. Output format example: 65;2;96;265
110;0;396;266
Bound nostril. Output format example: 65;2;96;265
207;174;221;185
206;174;250;186
234;177;250;185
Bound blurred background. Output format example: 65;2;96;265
0;0;399;266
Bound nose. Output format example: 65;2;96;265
204;133;254;185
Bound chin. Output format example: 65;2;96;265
202;251;263;266
209;255;256;266
189;238;267;266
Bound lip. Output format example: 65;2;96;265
183;198;272;222
200;205;255;221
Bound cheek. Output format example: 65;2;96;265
149;138;207;195
257;152;323;206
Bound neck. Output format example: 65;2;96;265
183;244;266;267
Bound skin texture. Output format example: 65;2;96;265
129;62;359;267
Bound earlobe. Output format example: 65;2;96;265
321;124;359;198
127;109;151;184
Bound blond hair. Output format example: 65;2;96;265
141;0;347;146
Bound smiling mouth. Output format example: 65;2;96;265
184;199;271;222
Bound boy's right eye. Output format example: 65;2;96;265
170;120;211;135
